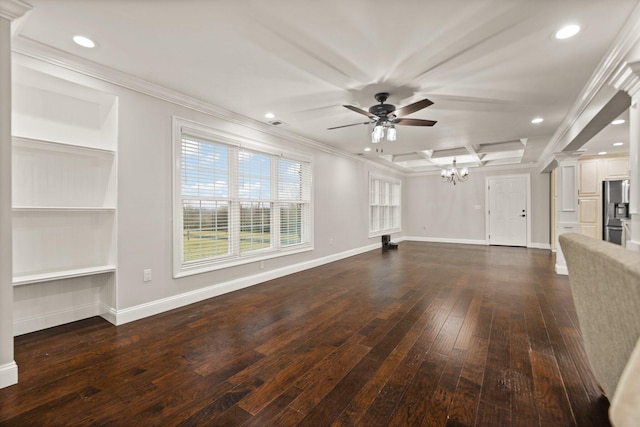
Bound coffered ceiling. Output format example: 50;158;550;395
11;0;639;173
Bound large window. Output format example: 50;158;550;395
369;174;401;236
174;119;312;277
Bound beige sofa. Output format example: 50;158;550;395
559;233;640;426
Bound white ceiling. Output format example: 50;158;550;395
13;0;638;172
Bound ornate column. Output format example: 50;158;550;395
0;0;31;389
611;61;640;251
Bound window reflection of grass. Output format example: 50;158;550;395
183;231;302;261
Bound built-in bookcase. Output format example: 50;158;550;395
12;64;118;334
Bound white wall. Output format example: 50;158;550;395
404;167;550;247
10;55;553;335
111;82;404;313
9;54;407;330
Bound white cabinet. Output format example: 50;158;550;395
576;154;629;242
12;65;118;334
579;159;600;196
605;157;629;179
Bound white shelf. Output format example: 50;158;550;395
11;64;119;333
12;66;118;151
13;206;116;212
13;135;116;208
13;265;116;286
12;136;116;154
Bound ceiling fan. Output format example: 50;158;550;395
327;92;437;141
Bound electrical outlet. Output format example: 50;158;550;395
143;269;152;282
259;261;265;270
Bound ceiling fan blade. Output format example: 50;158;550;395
394;118;437;126
343;105;377;119
393;98;434;117
327;121;371;130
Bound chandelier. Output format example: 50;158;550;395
371;122;396;143
441;158;469;185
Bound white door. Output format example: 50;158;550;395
488;175;528;246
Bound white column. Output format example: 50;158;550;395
610;61;640;251
627;94;640;251
554;155;580;274
0;0;31;389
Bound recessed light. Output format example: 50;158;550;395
364;147;371;152
613;142;624;146
598;151;608;155
531;117;544;124
72;35;96;48
612;119;625;125
264;112;275;119
555;24;580;40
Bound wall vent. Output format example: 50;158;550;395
268;120;287;126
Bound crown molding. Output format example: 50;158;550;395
11;36;410;176
538;1;640;173
610;61;640;97
0;0;30;21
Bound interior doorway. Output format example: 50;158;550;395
486;174;531;247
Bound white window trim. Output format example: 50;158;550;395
368;173;402;237
172;117;313;278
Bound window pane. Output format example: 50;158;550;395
281;202;303;246
370;206;378;231
182;137;228;198
238;150;271;200
240;201;271;253
176;119;313;275
369;174;401;236
278;158;302;201
183;200;229;261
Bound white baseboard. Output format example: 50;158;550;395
14;303;99;336
0;361;18;389
555;263;568;275
405;236;552;251
99;302;117;325
403;236;487;246
626;240;640;252
113;242;381;326
529;242;552;250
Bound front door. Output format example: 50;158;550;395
488;175;528;247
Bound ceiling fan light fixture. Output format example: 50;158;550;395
387;125;397;141
371;124;384;143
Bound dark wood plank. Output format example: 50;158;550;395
0;242;612;426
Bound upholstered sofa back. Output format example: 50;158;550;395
559;232;640;398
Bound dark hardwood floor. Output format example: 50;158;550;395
0;242;611;426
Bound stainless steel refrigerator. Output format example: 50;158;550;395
603;179;630;245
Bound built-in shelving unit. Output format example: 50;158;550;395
12;64;118;335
